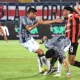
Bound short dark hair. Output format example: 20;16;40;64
45;49;55;58
27;8;37;14
64;6;74;13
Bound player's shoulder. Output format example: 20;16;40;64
21;16;27;19
20;16;28;22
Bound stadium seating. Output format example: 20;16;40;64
0;0;32;3
0;0;18;2
0;0;18;3
0;0;76;3
18;0;32;3
40;0;76;2
61;0;76;2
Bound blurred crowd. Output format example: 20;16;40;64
0;0;78;3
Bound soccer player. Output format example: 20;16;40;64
41;35;71;77
19;8;62;73
0;23;8;42
63;3;80;68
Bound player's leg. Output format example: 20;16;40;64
55;58;62;76
58;51;71;77
55;40;71;76
55;46;71;77
35;48;50;72
50;56;57;69
37;54;43;73
68;43;80;67
45;49;57;69
44;49;58;75
46;56;57;75
20;37;50;73
31;38;51;73
29;37;50;72
62;58;71;77
44;47;61;75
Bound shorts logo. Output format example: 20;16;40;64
70;46;73;53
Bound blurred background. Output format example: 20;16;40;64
0;0;80;40
0;1;80;80
0;0;79;3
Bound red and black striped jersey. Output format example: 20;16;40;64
66;13;80;43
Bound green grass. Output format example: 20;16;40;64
0;40;80;80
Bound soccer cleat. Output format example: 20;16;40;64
67;74;71;78
55;72;61;76
43;68;57;75
39;71;45;74
67;72;71;78
39;68;48;74
43;71;48;75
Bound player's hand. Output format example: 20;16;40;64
55;18;63;23
74;2;79;11
42;36;47;42
4;36;8;43
37;17;42;24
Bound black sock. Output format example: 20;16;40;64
50;57;57;70
58;58;62;64
38;54;44;57
50;57;57;66
74;61;80;68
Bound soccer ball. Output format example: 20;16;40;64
41;68;48;72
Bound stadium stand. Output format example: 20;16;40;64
0;0;76;3
0;0;18;3
61;0;76;2
18;0;32;3
39;0;76;2
0;0;32;3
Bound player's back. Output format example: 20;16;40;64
44;35;70;50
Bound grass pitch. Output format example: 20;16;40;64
0;40;80;80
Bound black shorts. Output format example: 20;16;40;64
68;43;78;55
45;48;66;61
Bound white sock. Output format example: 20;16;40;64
37;57;43;72
41;56;50;70
57;60;62;73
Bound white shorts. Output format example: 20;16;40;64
20;37;39;52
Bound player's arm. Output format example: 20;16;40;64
74;2;80;15
0;26;8;42
25;21;39;31
39;18;63;24
22;18;40;31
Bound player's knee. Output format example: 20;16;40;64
36;48;44;55
69;60;75;65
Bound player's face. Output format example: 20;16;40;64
30;12;37;19
63;9;68;18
